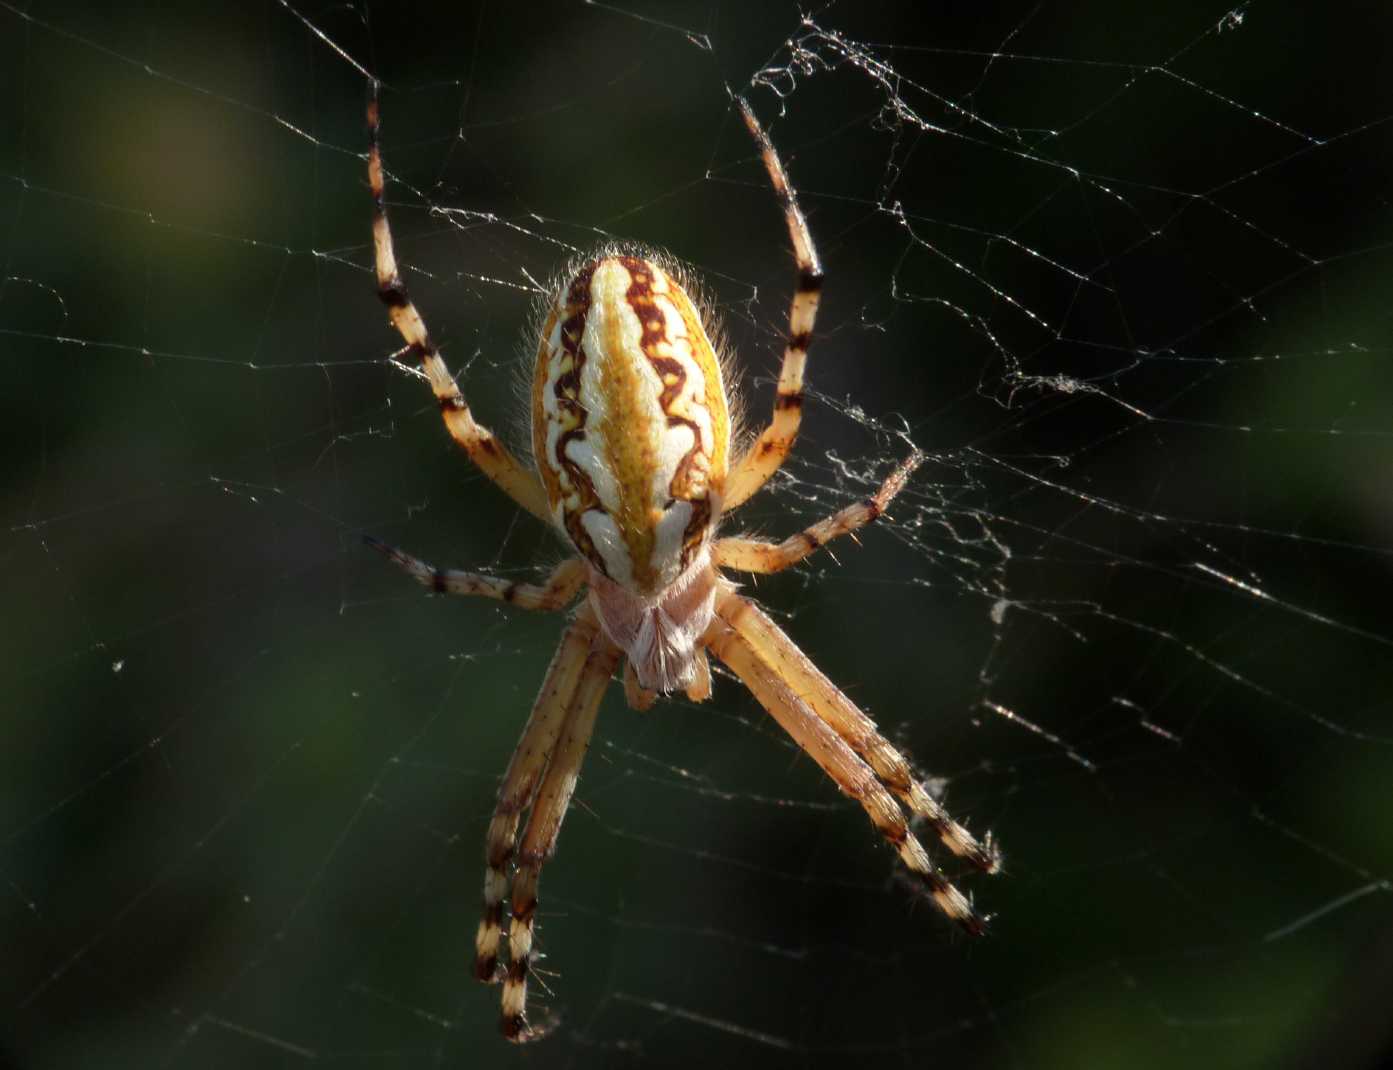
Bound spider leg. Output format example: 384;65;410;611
366;82;552;524
364;537;587;611
502;633;622;1042
715;450;923;574
475;606;601;984
704;610;988;936
715;590;1000;874
723;98;824;512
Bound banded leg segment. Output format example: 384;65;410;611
502;637;622;1042
724;98;825;512
475;607;601;983
704;614;985;936
365;537;587;611
715;451;924;575
716;590;999;874
367;83;552;524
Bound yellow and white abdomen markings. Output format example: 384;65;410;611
532;256;729;595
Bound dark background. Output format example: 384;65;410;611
2;2;1391;1068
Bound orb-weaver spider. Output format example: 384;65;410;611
364;83;1000;1042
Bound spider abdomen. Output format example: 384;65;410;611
531;255;729;595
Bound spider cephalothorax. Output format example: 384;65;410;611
365;82;1001;1043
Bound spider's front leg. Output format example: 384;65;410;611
716;591;1000;876
474;607;602;987
704;606;988;935
500;634;621;1042
714;451;1000;877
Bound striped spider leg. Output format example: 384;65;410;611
365;532;604;1038
722;98;824;511
702;599;988;933
367;80;551;524
365;86;999;1043
708;452;1001;929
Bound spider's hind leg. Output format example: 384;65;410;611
723;97;826;511
366;82;552;524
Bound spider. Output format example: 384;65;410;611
364;82;1001;1042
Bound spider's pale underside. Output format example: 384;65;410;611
364;82;1001;1042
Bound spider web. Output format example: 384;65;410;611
3;2;1391;1067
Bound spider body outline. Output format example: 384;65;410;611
532;251;729;694
365;82;1001;1043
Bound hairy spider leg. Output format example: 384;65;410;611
712;451;1003;873
723;98;825;511
365;539;588;610
715;451;924;573
716;590;1000;875
704;608;987;935
500;634;622;1041
475;607;601;985
367;81;552;524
